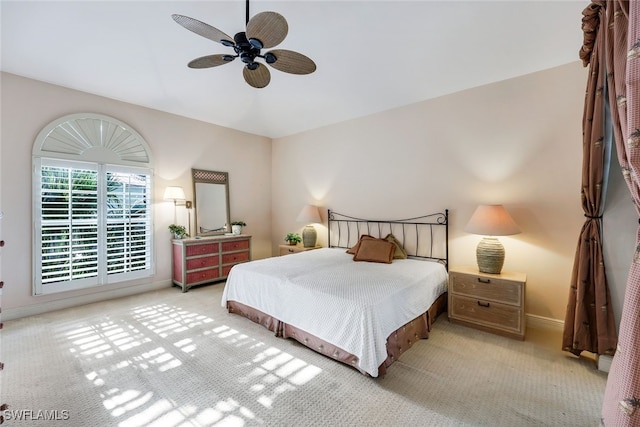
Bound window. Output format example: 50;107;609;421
33;114;153;295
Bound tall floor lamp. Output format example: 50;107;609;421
164;186;186;224
464;204;521;274
296;205;321;248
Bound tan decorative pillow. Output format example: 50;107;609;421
346;234;376;254
353;238;395;264
384;233;408;259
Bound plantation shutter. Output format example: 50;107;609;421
34;160;152;294
36;159;100;292
32;113;154;296
105;168;152;280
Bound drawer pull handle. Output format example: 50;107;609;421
477;301;491;308
477;277;491;284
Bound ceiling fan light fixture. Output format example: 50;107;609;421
248;38;263;49
264;52;277;64
221;39;235;47
240;52;254;64
222;55;235;62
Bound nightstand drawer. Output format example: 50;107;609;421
280;246;299;255
450;294;522;334
450;274;521;306
278;245;321;256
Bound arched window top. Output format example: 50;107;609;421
33;113;152;166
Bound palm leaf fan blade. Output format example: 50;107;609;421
243;64;271;88
246;12;288;48
267;49;316;75
171;14;234;45
188;54;233;68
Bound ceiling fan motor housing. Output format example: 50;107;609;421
235;32;265;67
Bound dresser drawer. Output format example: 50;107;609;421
186;243;218;257
186;268;220;284
186;256;219;271
450;294;522;334
222;251;250;264
222;265;235;277
450;273;521;306
222;239;250;252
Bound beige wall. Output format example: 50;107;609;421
0;72;272;319
3;62;632;325
272;62;587;322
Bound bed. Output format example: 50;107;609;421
221;210;449;377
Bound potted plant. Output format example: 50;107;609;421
285;232;302;245
168;224;189;239
231;221;246;235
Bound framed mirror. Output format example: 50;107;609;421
192;169;231;236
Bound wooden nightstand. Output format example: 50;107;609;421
448;266;526;340
279;244;321;256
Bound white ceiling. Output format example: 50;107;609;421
1;1;587;139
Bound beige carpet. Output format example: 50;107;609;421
2;283;607;426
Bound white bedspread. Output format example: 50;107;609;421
221;247;448;377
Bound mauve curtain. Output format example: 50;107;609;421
601;0;640;425
562;1;618;358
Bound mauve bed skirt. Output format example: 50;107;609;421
225;292;448;377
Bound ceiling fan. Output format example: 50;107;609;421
172;0;316;89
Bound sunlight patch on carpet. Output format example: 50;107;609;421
60;300;323;426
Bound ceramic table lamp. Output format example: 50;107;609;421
464;204;521;274
296;205;321;248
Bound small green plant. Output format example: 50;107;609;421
231;221;247;226
168;224;189;238
285;232;302;244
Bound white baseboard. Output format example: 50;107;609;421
597;355;613;373
525;313;564;332
2;279;173;321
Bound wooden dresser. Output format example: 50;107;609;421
172;234;251;292
448;266;526;340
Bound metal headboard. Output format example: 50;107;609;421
327;209;449;270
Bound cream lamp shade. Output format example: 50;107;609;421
164;186;186;202
164;186;186;224
296;205;321;248
464;204;521;274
